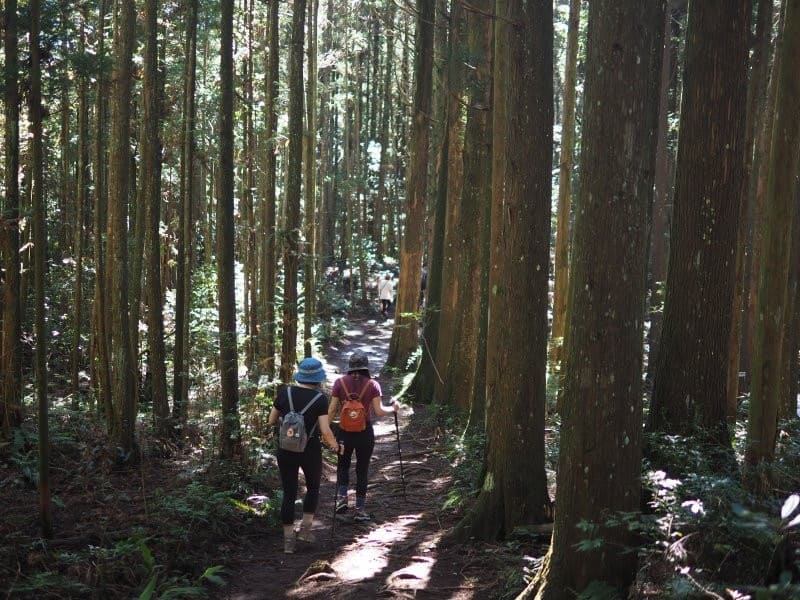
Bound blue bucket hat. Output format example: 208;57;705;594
294;357;326;383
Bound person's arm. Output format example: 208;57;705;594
371;396;400;417
327;396;340;422
268;406;280;426
318;415;339;451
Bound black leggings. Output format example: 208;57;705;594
337;427;375;499
381;299;392;313
277;439;322;524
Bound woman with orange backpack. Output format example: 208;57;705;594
328;351;400;521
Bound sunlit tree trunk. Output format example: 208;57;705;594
2;0;22;441
745;0;800;490
219;0;241;459
303;0;319;348
259;0;279;379
549;0;580;370
108;0;138;456
280;0;307;382
386;0;433;369
30;0;53;538
453;0;553;543
528;1;665;596
649;0;750;449
174;0;198;422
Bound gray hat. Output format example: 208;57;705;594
347;351;370;375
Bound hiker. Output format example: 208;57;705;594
268;357;339;553
377;273;395;318
328;350;400;522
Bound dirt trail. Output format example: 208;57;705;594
222;314;499;599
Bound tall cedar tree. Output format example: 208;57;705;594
729;0;774;419
218;0;241;458
260;0;279;379
549;0;580;367
746;0;800;486
412;0;465;404
71;7;90;396
386;0;433;370
2;0;22;440
649;0;750;449
453;0;553;542
460;0;492;432
108;0;138;455
30;0;53;538
280;0;307;382
174;0;199;421
527;1;665;596
143;0;170;436
92;0;113;424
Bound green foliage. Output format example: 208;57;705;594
640;431;800;594
136;536;225;600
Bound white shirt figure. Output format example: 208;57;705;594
378;275;395;301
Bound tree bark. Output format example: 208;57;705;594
649;0;750;449
452;0;553;543
386;0;433;370
280;0;308;382
745;0;800;488
528;1;665;596
2;0;22;441
219;0;241;459
30;0;54;538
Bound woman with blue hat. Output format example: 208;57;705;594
268;357;339;553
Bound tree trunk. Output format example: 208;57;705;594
452;0;553;543
549;0;580;369
219;0;241;459
745;0;800;489
386;0;433;370
30;0;54;538
108;0;138;456
259;0;280;379
2;0;23;441
92;0;113;423
142;0;169;437
729;0;774;421
303;0;319;346
72;6;90;397
174;0;198;423
649;0;750;449
280;0;307;382
528;1;665;596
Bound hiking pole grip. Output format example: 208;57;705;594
393;411;406;499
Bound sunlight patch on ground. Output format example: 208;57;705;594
386;531;444;594
330;513;422;581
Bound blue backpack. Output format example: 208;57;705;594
279;388;323;452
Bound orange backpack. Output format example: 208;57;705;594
339;378;369;432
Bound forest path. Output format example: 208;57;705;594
223;313;494;599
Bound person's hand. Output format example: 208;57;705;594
392;400;401;414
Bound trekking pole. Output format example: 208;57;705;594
331;446;340;541
393;411;407;499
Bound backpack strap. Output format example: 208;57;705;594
287;387;323;437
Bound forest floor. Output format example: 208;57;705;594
0;310;543;599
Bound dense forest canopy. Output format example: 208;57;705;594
1;0;800;597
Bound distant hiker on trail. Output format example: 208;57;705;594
377;273;395;318
328;351;400;522
268;357;339;554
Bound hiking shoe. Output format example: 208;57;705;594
284;533;296;554
335;498;348;514
297;527;316;544
353;509;372;523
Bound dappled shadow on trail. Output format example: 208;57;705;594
223;313;529;599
